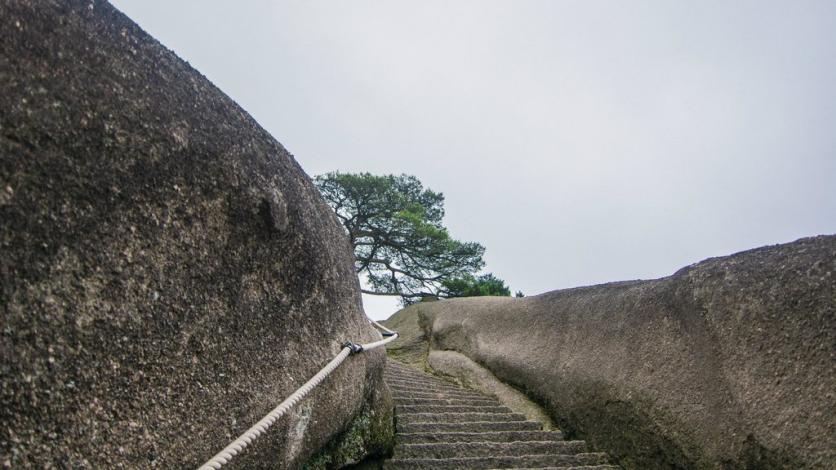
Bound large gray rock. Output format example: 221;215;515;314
0;1;391;468
403;236;835;469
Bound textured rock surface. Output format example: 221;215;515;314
398;236;835;469
305;378;395;470
427;350;556;430
0;1;390;468
381;303;432;368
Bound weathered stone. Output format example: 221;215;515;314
379;359;610;468
395;236;835;469
382;303;433;369
427;350;556;430
0;1;390;468
304;367;395;470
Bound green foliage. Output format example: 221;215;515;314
515;290;525;298
441;273;511;298
315;172;487;305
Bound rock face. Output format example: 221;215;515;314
427;350;557;430
401;236;835;469
0;1;391;468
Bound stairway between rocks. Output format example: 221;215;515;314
382;360;619;469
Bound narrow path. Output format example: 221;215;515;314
382;360;619;469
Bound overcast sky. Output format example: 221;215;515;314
111;1;836;320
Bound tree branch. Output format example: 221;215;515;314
361;289;432;299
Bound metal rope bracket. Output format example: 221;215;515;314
342;341;363;354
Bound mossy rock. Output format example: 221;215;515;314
304;382;395;470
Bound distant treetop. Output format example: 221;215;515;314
315;171;514;305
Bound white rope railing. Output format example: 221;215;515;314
369;318;397;337
197;319;398;470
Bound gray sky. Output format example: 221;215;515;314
111;1;836;320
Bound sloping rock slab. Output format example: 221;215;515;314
0;1;388;468
427;350;556;430
414;236;835;469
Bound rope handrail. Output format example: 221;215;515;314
197;319;398;470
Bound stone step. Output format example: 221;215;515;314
394;440;588;459
386;378;470;389
385;374;465;389
397;404;512;414
385;370;457;380
390;390;492;401
390;393;494;403
388;383;475;395
386;379;469;391
385;369;424;377
386;371;453;380
398;412;529;425
383;360;615;469
385;370;430;378
394;396;500;406
385;372;457;384
492;466;620;470
386;363;427;372
382;452;611;469
385;370;438;376
398;420;542;434
397;430;565;444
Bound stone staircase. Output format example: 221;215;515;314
382;360;619;469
